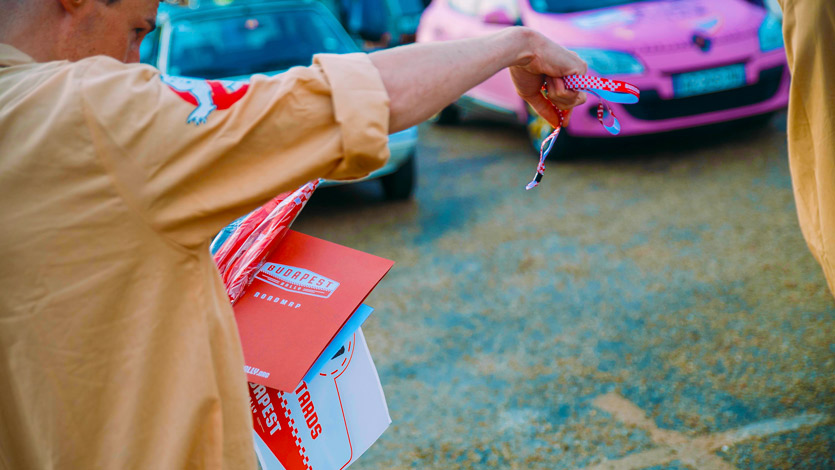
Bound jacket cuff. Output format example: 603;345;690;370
314;53;391;179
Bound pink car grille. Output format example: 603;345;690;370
619;65;783;121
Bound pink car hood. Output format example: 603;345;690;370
521;0;766;55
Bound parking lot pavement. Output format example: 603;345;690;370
293;112;835;470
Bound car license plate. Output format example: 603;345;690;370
672;64;747;98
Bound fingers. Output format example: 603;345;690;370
523;77;586;129
553;48;587;77
539;36;587;77
568;50;588;76
526;92;563;129
528;95;574;128
545;76;587;110
509;30;590;128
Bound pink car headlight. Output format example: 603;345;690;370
571;48;645;75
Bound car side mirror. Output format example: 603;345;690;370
481;8;516;26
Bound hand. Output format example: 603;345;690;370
509;28;588;127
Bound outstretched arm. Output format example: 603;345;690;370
369;27;588;133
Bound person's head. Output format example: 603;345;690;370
0;0;160;63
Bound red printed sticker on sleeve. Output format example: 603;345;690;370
160;75;249;126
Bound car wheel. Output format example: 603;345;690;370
741;111;778;129
434;104;460;125
526;106;574;158
381;153;416;200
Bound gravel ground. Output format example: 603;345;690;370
293;111;835;470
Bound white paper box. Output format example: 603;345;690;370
250;328;390;470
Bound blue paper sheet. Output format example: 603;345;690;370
302;304;374;383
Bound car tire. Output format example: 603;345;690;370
741;111;778;129
434;104;460;125
381;153;416;200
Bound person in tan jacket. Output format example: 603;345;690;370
778;0;835;297
0;0;587;468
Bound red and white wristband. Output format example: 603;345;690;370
526;75;640;190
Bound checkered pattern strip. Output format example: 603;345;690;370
563;75;640;99
278;395;313;470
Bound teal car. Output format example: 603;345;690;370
141;0;418;200
337;0;425;49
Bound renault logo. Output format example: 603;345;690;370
692;33;712;52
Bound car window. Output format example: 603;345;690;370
529;0;648;14
139;28;160;66
448;0;518;19
167;9;354;79
397;0;425;15
448;0;480;16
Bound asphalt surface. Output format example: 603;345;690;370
293;111;835;470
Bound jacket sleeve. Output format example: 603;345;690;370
79;53;390;247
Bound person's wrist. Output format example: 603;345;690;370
502;27;539;68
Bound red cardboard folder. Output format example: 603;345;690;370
234;230;394;392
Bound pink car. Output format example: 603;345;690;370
417;0;788;148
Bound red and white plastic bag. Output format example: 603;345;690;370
213;180;319;303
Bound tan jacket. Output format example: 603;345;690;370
0;44;389;469
779;0;835;296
